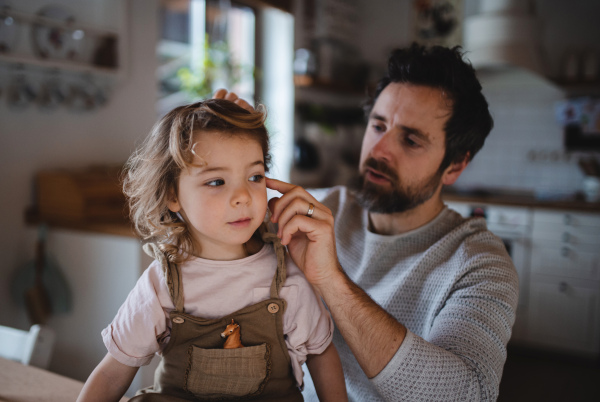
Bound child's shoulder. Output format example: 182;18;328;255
138;256;176;292
282;254;316;297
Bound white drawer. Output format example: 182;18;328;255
528;274;600;355
532;223;600;246
531;241;600;280
533;210;600;228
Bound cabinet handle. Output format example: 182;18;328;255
558;282;568;293
562;232;570;243
561;247;569;257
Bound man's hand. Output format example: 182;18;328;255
212;89;254;112
266;178;342;288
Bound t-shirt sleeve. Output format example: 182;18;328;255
281;256;334;386
101;261;174;367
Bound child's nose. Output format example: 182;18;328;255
231;185;251;206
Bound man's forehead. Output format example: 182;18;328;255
373;83;451;121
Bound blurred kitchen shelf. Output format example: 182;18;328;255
0;4;124;78
552;79;600;97
295;80;369;108
24;206;134;238
0;53;119;76
4;8;119;37
294;76;367;95
442;188;600;213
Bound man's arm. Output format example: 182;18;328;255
267;178;405;378
319;268;407;378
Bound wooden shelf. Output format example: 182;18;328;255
4;9;118;37
25;206;135;238
0;54;119;76
0;5;122;78
294;77;368;96
558;82;600;98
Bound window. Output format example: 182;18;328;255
156;0;294;181
157;0;256;115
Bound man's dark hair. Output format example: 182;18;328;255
364;43;493;170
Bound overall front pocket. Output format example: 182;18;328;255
184;343;271;399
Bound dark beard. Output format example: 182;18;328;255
351;157;443;213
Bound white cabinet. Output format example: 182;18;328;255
445;199;600;357
527;209;600;356
528;276;600;355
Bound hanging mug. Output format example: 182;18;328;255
7;74;36;108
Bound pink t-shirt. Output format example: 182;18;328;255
102;243;333;387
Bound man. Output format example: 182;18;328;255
216;43;518;401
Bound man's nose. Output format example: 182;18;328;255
370;130;397;161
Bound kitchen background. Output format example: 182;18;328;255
1;0;599;398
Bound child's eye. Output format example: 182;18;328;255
206;179;225;187
249;174;264;183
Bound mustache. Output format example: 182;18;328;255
362;157;399;183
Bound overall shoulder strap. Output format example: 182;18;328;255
260;224;287;299
142;243;185;312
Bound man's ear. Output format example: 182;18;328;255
442;153;470;186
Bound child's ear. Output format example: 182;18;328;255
167;188;181;212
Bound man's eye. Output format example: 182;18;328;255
206;179;225;187
405;137;420;148
249;174;265;183
372;124;384;133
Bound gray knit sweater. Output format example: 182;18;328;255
302;186;519;402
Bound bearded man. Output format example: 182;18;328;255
217;43;518;402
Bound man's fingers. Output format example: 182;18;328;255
224;92;238;101
266;178;298;195
268;196;280;214
213;88;228;99
279;215;317;245
276;197;321;235
234;98;254;112
212;90;254;111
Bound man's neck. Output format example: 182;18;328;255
367;193;445;236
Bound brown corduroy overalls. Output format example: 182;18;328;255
130;232;303;402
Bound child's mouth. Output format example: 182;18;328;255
229;218;252;227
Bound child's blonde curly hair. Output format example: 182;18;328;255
123;99;270;263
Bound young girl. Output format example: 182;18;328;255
77;99;346;401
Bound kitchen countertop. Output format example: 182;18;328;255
25;206;136;237
28;188;600;237
443;188;600;212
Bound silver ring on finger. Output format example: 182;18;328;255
306;203;315;218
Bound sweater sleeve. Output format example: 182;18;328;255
370;237;519;401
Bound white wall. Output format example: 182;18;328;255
0;0;159;382
455;0;600;197
43;230;146;381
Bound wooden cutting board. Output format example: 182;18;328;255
36;165;128;223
